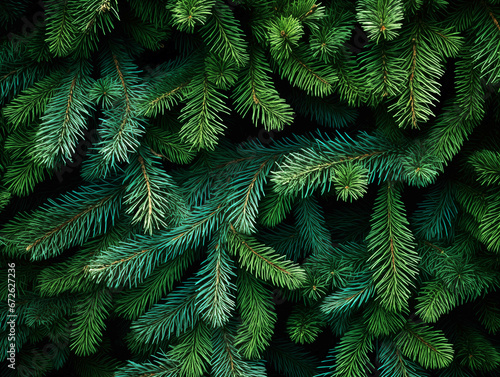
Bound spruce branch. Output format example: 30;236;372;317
143;121;196;165
195;232;237;328
467;149;500;186
363;301;405;337
0;178;124;260
3;69;65;128
366;182;419;312
122;148;188;234
235;269;276;359
293;196;333;255
223;156;277;234
233;46;294;131
139;55;200;117
270;131;400;198
320;271;374;316
320;317;374;377
357;0;404;42
211;322;259;377
128;278;199;348
395;320;454;369
31;60;95;169
115;350;177;377
389;21;453;128
44;0;78;57
453;325;500;371
378;338;428;377
87;203;223;287
201;1;249;67
228;224;306;290
69;286;113;356
411;181;458;241
97;42;146;165
167;320;212;377
358;40;405;104
114;251;195;320
415;280;458;323
168;0;216;33
1;124;50;196
179;74;230;151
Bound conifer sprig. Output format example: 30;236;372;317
366;182;419;312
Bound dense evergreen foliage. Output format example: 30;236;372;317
1;0;500;376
